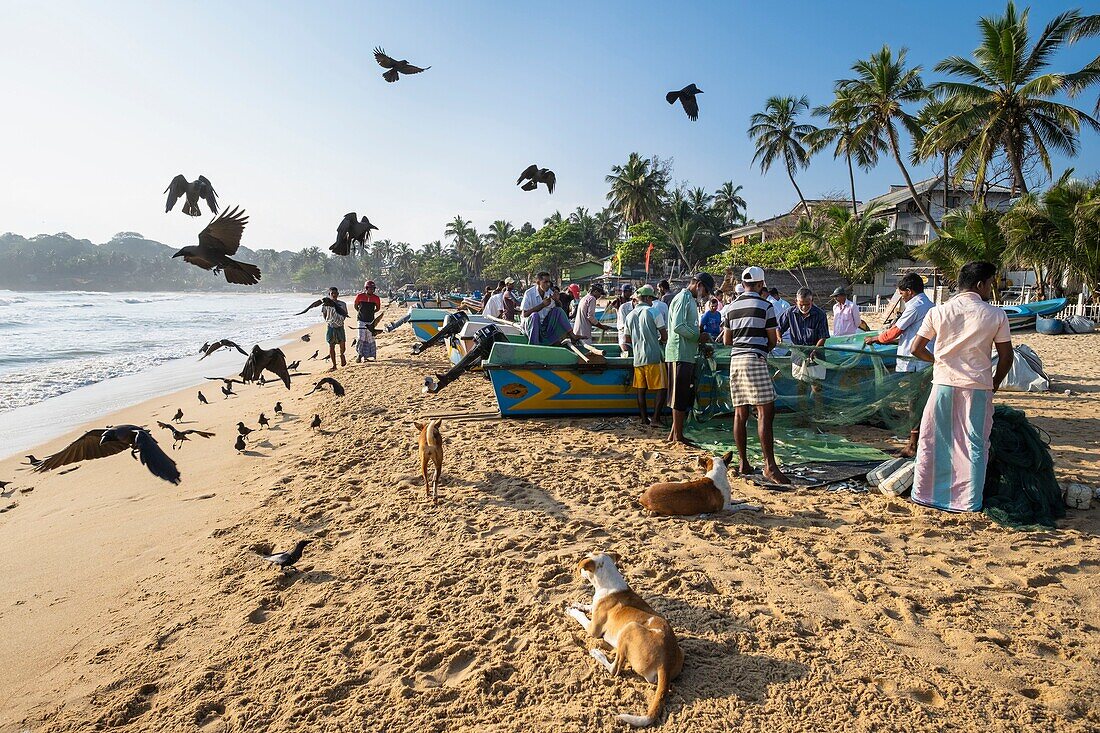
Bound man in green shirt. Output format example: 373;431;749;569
624;285;668;427
664;272;715;444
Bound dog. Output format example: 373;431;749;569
566;552;683;727
639;450;759;516
415;418;443;503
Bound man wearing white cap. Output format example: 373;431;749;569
721;266;790;484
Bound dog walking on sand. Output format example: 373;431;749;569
415;418;443;503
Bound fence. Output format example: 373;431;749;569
859;294;1100;322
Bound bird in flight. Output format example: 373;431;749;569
666;84;703;121
330;213;379;256
517;165;556;194
373;47;430;83
156;422;215;450
239;345;292;389
35;426;180;484
262;539;312;572
199;340;248;360
306;377;345;398
172;207;261;286
164;175;218;216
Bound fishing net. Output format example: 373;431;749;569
983;405;1065;530
686;343;933;465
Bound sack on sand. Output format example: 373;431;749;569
1063;316;1095;334
995;344;1049;392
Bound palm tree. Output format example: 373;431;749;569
485;220;515;247
912;98;973;210
663;200;704;271
805;94;880;218
569;207;603;256
914;206;1009;286
605;152;668;225
839;46;938;233
593;208;622;252
796;202;908;287
444;215;477;282
748;96;818;218
928;3;1100;196
420;239;444;259
543;211;564;226
713;182;748;229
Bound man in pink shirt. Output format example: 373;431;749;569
908;261;1014;512
830;287;861;336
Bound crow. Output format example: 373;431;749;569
0;480;11;491
310;414;321;431
172;207;261;286
666;83;703;121
198;339;248;360
156;422;215;450
206;377;246;386
330;213;379;256
237;422;253;440
258;413;269;429
516;164;556;194
35;426;180;484
171;408;183;423
164;174;218;216
257;375;268;387
198;391;209;404
235;434;246;453
262;539;312;572
306;377;345;398
222;384;234;399
274;402;283;416
286;360;301;371
239;345;292;389
301;334;311;342
23;455;42;467
373;47;430;83
308;350;320;360
351;338;357;347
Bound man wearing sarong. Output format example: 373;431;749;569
353;280;381;362
664;272;714;445
910;261;1013;512
525;286;581;346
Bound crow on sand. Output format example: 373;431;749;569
274;402;283;416
164;174;218;216
666;83;703;121
198;391;208;404
262;539;312;572
306;377;345;398
308;350;320;360
172;408;183;423
172;207;261;286
156;422;215;449
35;426;180;484
301;334;311;342
330;213;379;256
286;360;301;371
516;164;556;194
237;422;253;440
310;414;322;431
373;47;430;83
258;413;269;429
221;384;234;399
234;435;247;453
23;455;41;467
199;339;248;360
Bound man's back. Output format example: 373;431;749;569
625;305;662;366
723;292;776;356
917;292;1010;390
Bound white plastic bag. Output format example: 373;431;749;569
995;344;1049;392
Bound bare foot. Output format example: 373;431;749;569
737;463;753;477
327;366;336;373
763;465;792;485
648;419;663;429
340;355;347;366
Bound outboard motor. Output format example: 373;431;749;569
411;310;469;355
423;325;508;394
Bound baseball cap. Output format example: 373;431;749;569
635;284;656;298
504;277;515;284
741;266;765;283
621;284;634;295
365;280;375;288
692;272;716;292
831;287;846;297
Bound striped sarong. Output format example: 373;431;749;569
911;384;994;512
357;323;376;359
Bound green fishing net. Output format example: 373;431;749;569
983;405;1065;530
686;343;933;465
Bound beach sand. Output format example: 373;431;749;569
1;307;1098;732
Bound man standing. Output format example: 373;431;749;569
624;285;668;427
658;280;675;307
664;272;714;444
321;286;349;372
768;287;792;317
722;267;789;484
501;277;519;321
777;287;830;413
353;280;382;362
615;284;635;357
864;273;936;456
521;271;555;339
573;282;611;345
830;287;861;336
909;261;1013;513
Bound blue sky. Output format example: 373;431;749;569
2;0;1098;251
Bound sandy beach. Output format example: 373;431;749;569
1;305;1098;732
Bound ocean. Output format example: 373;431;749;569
0;290;319;457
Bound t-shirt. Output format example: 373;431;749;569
616;300;634;343
722;292;777;357
700;309;721;339
502;290;518;321
484;292;505;319
520;285;548;329
777;305;829;346
573;293;599;340
771;297;792;316
893;292;935;373
832;299;861;336
353;292;381;323
321;299;348;328
625;305;664;367
916;291;1011;390
660;291;675;306
649;299;669;329
664;288;702;363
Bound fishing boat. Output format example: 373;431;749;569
1001;298;1069;330
446;319;526;365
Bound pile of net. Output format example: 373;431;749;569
686;343;933;464
983;405;1065;530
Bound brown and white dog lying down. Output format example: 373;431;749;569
415;418;443;503
639;450;761;516
566;552;683;727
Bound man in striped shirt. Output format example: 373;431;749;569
721;267;790;484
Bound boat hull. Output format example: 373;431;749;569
1002;298;1069;331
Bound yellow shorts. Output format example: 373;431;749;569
632;363;667;390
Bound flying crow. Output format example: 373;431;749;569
330;213;379;256
164;174;218;216
172;207;261;286
666;84;703;121
239;345;292;389
35;426;180;484
199;339;248;360
373;47;430;83
156;422;215;449
516;164;556;194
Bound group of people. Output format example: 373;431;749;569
317;281;383;371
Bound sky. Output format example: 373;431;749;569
2;0;1098;252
